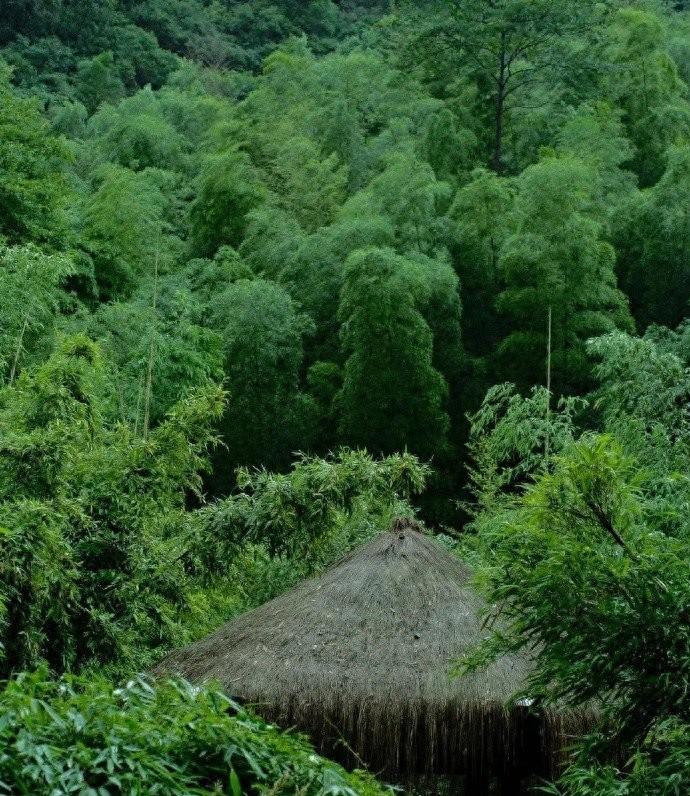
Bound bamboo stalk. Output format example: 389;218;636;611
545;306;552;462
9;315;29;385
142;239;160;441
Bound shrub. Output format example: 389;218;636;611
0;669;389;795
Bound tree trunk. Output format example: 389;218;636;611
491;33;508;173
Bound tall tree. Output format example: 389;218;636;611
556;101;636;219
89;87;187;172
207;278;314;486
605;6;690;187
87;275;223;429
0;245;73;383
446;0;589;173
189;148;265;257
615;145;690;329
496;154;632;394
336;247;453;459
340;151;450;255
80;164;181;299
448;168;513;360
74;51;125;113
272;136;348;232
0;65;70;246
280;216;395;364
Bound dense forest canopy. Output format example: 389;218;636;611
2;0;690;794
4;0;690;499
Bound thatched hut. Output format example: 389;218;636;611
155;520;590;793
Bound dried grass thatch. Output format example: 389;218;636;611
155;520;592;791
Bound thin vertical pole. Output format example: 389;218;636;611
9;316;29;385
545;305;552;462
133;371;145;438
142;239;159;441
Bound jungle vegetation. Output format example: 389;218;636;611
2;0;690;793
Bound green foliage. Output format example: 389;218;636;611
445;0;589;172
586;330;690;541
190;149;266;256
0;332;425;677
0;65;70;245
549;718;690;796
424;107;478;183
496;154;632;394
336;247;455;459
233;448;426;559
463;432;690;784
0;336;224;674
448;168;512;361
464;325;690;793
189;448;428;579
279;217;395;364
75;51;126;113
5;0;690;790
87;274;224;427
0;244;74;382
341;152;450;256
272;136;348;232
556;102;636;217
466;383;581;513
0;670;390;796
12;0;686;528
80;164;181;299
588;331;690;437
605;7;690;187
207;278;313;481
88;87;187;172
615;146;690;329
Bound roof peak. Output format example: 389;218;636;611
154;520;523;701
154;519;587;779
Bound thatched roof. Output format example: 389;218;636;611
156;520;590;787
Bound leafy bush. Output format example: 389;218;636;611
187;448;428;578
181;491;418;644
465;383;582;513
0;670;390;796
0;335;224;675
463;353;690;794
464;436;690;744
0;336;429;676
180;449;428;643
548;719;690;795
